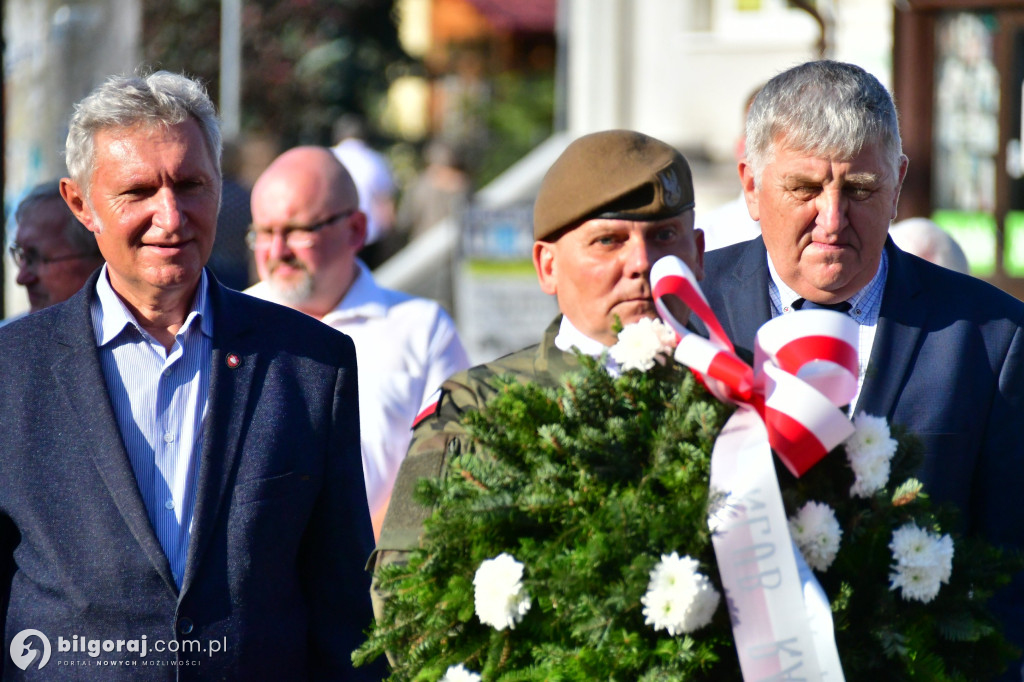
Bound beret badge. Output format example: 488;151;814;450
659;168;684;211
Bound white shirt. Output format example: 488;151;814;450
331;138;396;245
246;260;470;516
554;315;625;375
696;192;762;252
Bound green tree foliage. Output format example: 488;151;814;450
358;353;1021;680
473;71;555;186
141;0;409;146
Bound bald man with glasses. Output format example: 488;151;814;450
245;146;470;538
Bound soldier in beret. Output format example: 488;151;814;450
371;129;705;620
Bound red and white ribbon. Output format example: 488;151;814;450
652;256;858;476
652;255;856;681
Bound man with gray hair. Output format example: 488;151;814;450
699;59;1024;679
9;180;103;312
0;71;384;679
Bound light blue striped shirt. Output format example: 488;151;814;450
91;266;212;587
768;249;888;413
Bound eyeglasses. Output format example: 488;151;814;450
8;244;90;270
246;209;356;250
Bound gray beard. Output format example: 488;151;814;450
266;269;314;306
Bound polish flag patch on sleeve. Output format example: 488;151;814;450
413;389;442;428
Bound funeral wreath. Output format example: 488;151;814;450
356;318;1021;681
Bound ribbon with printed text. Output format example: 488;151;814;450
652;255;859;681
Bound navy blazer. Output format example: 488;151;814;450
701;237;1024;675
0;271;387;680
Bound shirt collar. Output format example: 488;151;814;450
320;259;389;324
93;265;213;347
554;315;611;357
767;248;888;324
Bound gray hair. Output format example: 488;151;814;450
65;71;222;191
745;60;903;186
15;180;101;260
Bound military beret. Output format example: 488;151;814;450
533;130;695;240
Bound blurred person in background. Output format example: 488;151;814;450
889;217;970;275
331;114;398;267
9;179;104;313
394;137;472;244
245;146;470;538
697;85;762;251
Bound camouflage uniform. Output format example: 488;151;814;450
369;316;579;620
374;316;576;557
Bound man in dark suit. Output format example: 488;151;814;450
0;71;385;679
700;59;1024;680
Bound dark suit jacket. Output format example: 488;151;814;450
0;271;387;680
701;237;1024;674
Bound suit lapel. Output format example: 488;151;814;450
854;241;926;419
709;238;926;420
179;281;259;594
716;238;773;352
51;278;178;595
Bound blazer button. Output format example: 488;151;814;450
178;617;194;635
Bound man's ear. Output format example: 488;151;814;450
59;178;100;234
533;240;558;296
347;210;368;251
739;160;759;222
891;155;910;221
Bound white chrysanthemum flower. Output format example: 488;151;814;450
888;523;954;603
641;552;720;635
609;318;678;372
473;553;532;630
844;414;898;498
788;501;843;572
440;664;482;682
